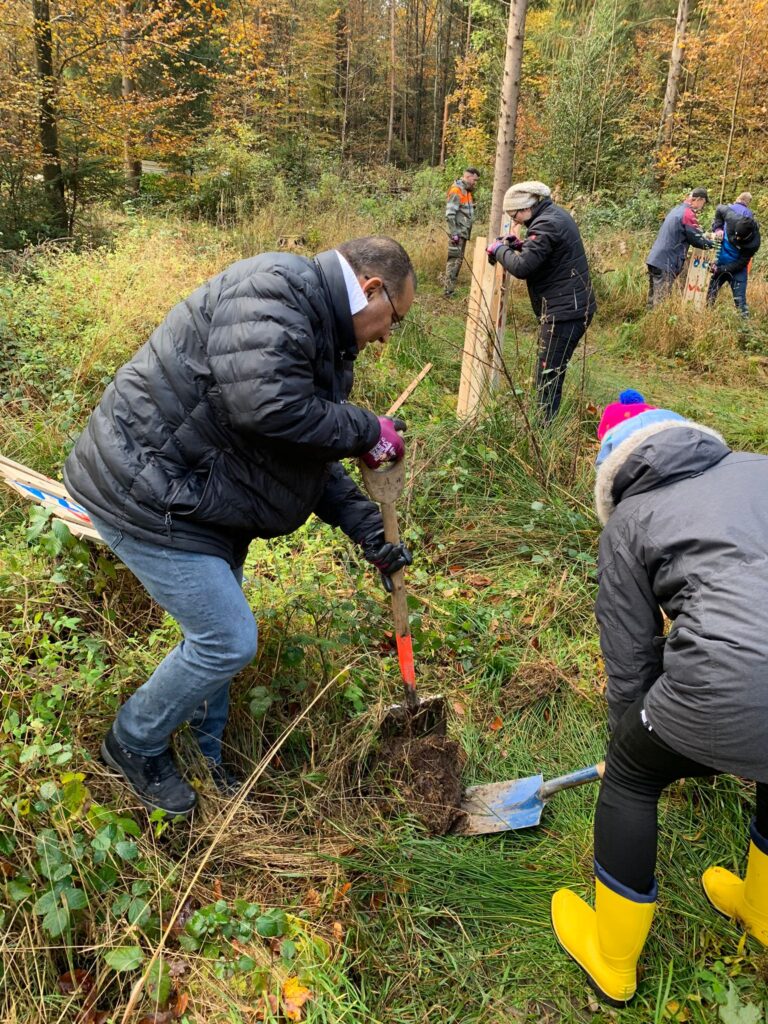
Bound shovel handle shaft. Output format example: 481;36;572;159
540;762;605;800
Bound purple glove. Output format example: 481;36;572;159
450;234;460;245
505;234;524;252
486;239;504;265
361;416;406;469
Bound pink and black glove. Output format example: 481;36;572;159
361;416;406;470
362;534;413;592
486;239;504;265
450;234;461;245
505;234;524;252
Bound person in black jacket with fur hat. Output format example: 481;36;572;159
486;180;596;422
65;236;416;817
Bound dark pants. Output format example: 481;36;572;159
536;317;589;422
646;266;678;309
444;237;467;295
594;698;768;895
707;267;749;317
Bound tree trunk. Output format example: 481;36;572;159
487;0;528;239
32;0;67;233
657;0;690;147
386;0;396;162
120;2;141;195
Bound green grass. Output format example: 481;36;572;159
1;214;767;1023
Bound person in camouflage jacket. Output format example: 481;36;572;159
443;167;479;297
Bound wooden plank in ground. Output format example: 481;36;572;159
457;237;491;420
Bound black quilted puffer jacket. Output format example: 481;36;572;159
64;250;383;567
497;198;596;325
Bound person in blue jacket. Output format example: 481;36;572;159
707;192;761;316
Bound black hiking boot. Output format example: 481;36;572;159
101;726;197;818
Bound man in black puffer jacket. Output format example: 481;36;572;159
486;181;596;422
65;237;416;817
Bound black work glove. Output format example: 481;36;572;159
362;535;413;593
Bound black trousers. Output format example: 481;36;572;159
594;698;768;895
536;318;589;422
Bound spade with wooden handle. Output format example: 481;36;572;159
359;455;446;737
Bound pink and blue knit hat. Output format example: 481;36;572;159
596;390;686;465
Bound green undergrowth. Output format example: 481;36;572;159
1;214;767;1022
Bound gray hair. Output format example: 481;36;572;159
337;236;416;297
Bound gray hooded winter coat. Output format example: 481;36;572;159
594;419;768;783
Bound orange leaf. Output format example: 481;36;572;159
331;921;345;942
172;991;189;1019
212;879;223;900
489;716;504;732
451;700;466;717
467;574;493;587
303;887;321;909
282;977;312;1022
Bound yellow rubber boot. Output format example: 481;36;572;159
702;819;768;947
551;866;656;1006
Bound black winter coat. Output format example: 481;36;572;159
64;250;383;567
497;199;596;324
594;418;768;783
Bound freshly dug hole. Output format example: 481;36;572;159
377;734;465;835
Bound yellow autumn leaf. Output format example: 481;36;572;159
282;976;312;1022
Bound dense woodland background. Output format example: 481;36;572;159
1;0;768;247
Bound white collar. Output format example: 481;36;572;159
335;251;368;316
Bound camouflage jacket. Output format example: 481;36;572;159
445;180;474;240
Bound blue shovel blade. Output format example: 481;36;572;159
454;774;545;835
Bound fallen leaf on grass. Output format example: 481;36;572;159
489;716;504;732
282;977;312;1022
252;994;279;1020
451;700;466;717
172;992;189;1017
0;858;15;877
467;574;493;587
57;970;94;995
136;1014;173;1024
303;888;321;909
212;878;223;900
332;921;345;942
332;881;351;906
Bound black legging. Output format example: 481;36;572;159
594;698;768;895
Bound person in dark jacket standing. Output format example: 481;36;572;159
708;193;761;316
646;187;714;308
486;181;596;422
551;389;768;1006
64;236;417;818
443;167;479;297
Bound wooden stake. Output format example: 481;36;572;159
386;363;433;417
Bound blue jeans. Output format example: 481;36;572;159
707;266;749;316
90;515;257;762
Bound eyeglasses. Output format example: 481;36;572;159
381;283;404;332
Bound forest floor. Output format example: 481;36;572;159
1;214;768;1024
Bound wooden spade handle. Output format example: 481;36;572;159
359;458;418;707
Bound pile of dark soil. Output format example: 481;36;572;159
377;734;466;835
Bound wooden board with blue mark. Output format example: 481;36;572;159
0;455;102;542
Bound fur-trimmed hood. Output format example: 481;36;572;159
594;419;730;524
